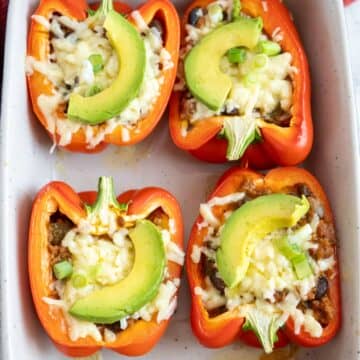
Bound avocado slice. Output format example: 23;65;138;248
216;194;310;288
67;10;146;125
69;220;166;323
184;18;262;111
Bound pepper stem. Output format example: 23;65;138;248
223;116;259;161
86;177;127;217
243;307;284;354
91;0;114;19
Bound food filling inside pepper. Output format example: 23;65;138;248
44;177;184;342
176;0;298;160
191;181;336;353
26;0;173;149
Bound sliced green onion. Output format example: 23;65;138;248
89;264;103;281
71;274;88;289
256;40;281;56
252;53;268;69
231;0;242;21
227;47;247;64
53;260;73;280
243;72;258;87
88;54;104;74
208;3;223;23
87;8;96;16
274;236;301;260
86;85;102;97
292;253;313;280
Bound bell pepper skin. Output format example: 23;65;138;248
27;0;180;153
28;181;183;357
187;167;340;350
169;0;313;168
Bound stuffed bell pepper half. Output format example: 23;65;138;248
28;177;184;357
26;0;179;152
169;0;312;168
187;167;340;353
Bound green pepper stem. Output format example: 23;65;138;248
223;116;259;161
243;307;284;354
86;177;127;217
93;0;114;19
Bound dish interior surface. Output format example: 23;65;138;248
1;0;359;358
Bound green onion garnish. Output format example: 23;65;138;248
243;72;258;87
88;54;104;74
231;0;242;21
86;85;102;97
252;54;268;69
71;274;88;289
256;40;281;56
53;260;73;280
227;47;247;64
87;8;96;16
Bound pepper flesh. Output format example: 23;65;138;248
187;167;340;350
28;180;183;357
27;0;180;153
169;0;313;168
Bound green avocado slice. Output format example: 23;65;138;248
184;17;262;111
67;10;146;125
69;220;165;323
216;194;310;288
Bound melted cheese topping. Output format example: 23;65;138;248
192;192;335;339
177;0;297;127
43;208;183;342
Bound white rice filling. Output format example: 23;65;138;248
27;11;173;149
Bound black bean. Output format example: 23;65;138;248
264;106;291;128
222;10;228;21
297;183;312;197
221;107;239;116
315;276;328;300
188;7;203;26
52;11;62;18
203;257;226;294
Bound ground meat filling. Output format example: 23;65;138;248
48;212;74;267
199;181;336;329
147;207;169;229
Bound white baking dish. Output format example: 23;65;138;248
1;0;359;358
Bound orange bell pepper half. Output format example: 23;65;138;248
169;0;313;168
187;167;340;350
27;0;180;153
28;177;183;357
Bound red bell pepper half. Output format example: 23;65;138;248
28;177;183;357
169;0;312;168
187;167;340;351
